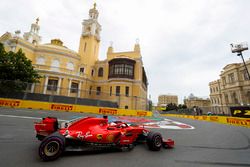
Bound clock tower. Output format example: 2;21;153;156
78;3;101;76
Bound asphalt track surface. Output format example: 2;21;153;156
0;107;250;167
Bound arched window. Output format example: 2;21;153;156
211;98;214;104
89;86;92;95
84;43;87;52
79;67;84;74
225;94;229;104
67;62;74;71
51;59;60;72
37;57;45;65
98;67;103;77
232;92;238;104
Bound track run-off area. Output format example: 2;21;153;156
0;107;249;167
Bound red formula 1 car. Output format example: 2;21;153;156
34;116;174;161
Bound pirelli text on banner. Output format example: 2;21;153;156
50;104;73;111
99;108;118;115
0;99;20;107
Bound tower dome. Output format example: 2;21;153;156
23;18;41;45
89;3;99;20
81;3;101;41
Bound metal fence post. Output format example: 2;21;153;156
118;95;121;108
22;82;29;100
135;96;137;110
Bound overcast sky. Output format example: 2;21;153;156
1;0;250;104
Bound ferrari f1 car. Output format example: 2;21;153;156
34;116;174;161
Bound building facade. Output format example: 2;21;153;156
209;79;224;114
157;95;178;106
0;4;148;110
209;61;250;114
184;94;211;110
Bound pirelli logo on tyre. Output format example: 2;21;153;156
50;104;73;111
0;99;20;107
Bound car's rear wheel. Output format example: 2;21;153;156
39;132;65;161
146;132;162;151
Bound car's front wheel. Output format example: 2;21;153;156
146;132;162;151
39;132;65;161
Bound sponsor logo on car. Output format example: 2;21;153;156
96;134;103;140
106;134;115;142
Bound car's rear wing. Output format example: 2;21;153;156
34;117;58;140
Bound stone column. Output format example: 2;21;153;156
78;81;82;98
238;89;245;105
68;78;72;96
57;77;62;95
43;75;49;94
31;83;35;93
137;60;141;80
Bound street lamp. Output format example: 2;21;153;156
230;42;250;80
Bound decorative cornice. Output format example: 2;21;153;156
6;36;80;61
14;38;35;51
35;48;80;60
37;69;87;80
108;78;137;83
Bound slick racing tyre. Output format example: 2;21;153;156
39;132;65;161
146;132;162;151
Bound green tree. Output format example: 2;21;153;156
0;43;40;93
148;100;153;111
165;103;178;111
178;104;187;109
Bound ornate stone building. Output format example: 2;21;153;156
209;60;250;114
183;94;210;109
209;79;223;114
0;4;148;110
157;95;178;106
